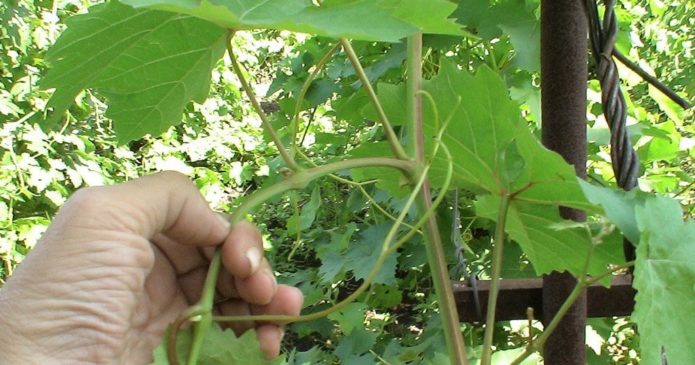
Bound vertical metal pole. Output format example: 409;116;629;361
540;0;588;364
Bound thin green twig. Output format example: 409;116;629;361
407;33;424;160
480;193;511;365
227;32;301;171
291;43;340;157
339;39;409;161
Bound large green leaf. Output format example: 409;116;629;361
633;196;695;365
419;62;613;277
317;223;398;285
344;223;398;285
121;0;464;42
42;1;227;142
327;302;367;335
475;195;615;280
578;180;646;244
151;326;283;364
423;61;592;211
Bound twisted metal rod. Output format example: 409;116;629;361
587;0;640;191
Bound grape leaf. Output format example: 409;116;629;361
327;302;367;335
475;195;613;280
344;224;398;285
317;223;398;285
41;1;227;143
578;180;646;244
384;0;463;36
121;0;464;42
632;196;695;365
366;284;403;308
451;0;488;29
490;348;541;364
288;346;326;364
487;1;540;72
348;141;409;197
151;326;284;365
317;224;356;283
458;0;541;72
417;61;614;277
422;61;592;211
334;328;378;363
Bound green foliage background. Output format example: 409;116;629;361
1;0;692;364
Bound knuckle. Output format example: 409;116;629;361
154;170;192;185
65;186;108;213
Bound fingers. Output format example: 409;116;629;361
256;325;284;359
216;300;254;334
221;221;264;278
218;221;279;305
252;286;303;359
151;233;208;275
250;285;304;323
216;285;303;359
161;215;276;307
235;258;277;305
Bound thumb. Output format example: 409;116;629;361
54;171;230;247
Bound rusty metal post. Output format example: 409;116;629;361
540;0;588;364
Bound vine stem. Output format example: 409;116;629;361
186;251;222;364
508;260;635;365
291;43;340;157
230;158;414;222
339;39;409;161
216;163;431;323
407;33;469;365
480;193;511;365
226;32;302;172
407;33;424;159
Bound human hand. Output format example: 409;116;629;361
0;172;302;364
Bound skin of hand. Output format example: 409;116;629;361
0;171;303;364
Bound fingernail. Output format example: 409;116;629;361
277;327;285;341
245;247;261;273
216;214;231;230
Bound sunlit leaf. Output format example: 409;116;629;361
633;196;695;365
578;180;646;244
41;1;227;142
121;0;465;42
475;195;613;280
